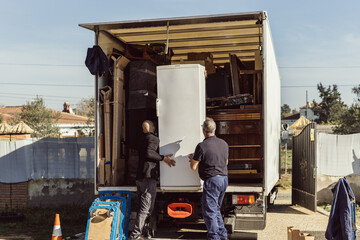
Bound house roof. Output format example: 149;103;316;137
0;106;90;125
56;111;90;124
282;113;300;120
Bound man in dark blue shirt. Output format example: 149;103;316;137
189;117;229;240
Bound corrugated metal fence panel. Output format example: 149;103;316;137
292;122;317;212
0;137;94;183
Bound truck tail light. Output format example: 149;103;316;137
232;194;255;205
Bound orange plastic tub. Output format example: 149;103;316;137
167;203;193;218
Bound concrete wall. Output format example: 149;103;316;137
317;174;360;203
28;179;95;208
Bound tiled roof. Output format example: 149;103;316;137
56;111;90;124
0;106;90;125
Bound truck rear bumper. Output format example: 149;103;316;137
98;184;263;193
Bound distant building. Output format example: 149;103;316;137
57;111;94;137
0;106;94;137
299;102;319;122
282;113;300;131
62;101;74;114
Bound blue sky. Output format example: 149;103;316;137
0;0;359;111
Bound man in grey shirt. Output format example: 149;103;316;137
189;117;229;240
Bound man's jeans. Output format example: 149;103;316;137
130;178;157;238
202;175;228;240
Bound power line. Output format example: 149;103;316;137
0;82;93;87
0;92;83;99
0;63;84;67
282;84;358;88
0;96;81;103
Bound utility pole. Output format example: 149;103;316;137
306;90;308;120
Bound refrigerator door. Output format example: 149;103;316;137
157;64;205;190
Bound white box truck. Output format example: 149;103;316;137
80;11;281;231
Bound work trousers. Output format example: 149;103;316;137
130;178;157;238
202;175;228;240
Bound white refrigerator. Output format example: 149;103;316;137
156;64;205;190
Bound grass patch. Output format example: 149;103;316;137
280;149;292;173
0;205;89;240
318;203;360;226
277;173;292;189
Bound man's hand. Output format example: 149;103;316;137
163;154;176;167
188;153;199;171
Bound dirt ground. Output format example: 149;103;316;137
243;188;330;240
2;187;358;240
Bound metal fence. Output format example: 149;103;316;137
292;122;317;211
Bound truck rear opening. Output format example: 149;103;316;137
80;10;281;231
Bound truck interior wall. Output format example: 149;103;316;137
263;18;281;195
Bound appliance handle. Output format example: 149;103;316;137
156;98;160;117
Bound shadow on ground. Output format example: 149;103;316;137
154;230;257;240
268;204;308;215
154;223;257;240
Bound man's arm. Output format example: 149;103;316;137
146;135;175;167
190;159;199;171
188;153;200;171
145;136;163;162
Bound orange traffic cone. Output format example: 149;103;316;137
52;214;62;240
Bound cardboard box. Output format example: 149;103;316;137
287;226;315;240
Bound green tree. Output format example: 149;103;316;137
73;97;95;123
333;86;360;134
315;83;347;124
352;84;360;102
11;97;60;138
281;104;291;118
